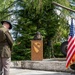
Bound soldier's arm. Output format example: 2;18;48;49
0;30;6;41
5;31;13;50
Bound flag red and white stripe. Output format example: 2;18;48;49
66;18;75;68
66;36;75;68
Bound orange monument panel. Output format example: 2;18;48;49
31;40;43;61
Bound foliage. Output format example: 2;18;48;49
12;44;31;60
0;0;74;60
53;42;64;57
11;0;61;59
11;0;72;60
0;0;14;21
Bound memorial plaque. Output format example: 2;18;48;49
31;40;43;61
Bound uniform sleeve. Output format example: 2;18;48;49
5;31;13;50
0;30;6;42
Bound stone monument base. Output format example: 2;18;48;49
11;58;75;73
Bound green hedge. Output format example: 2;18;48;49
53;42;65;57
11;47;31;60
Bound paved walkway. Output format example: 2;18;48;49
10;68;72;75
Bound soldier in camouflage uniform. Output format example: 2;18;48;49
0;21;13;75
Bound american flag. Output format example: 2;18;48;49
66;18;75;68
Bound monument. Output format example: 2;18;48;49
31;31;43;61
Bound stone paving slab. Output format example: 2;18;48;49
10;68;72;75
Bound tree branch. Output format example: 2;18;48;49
52;1;75;13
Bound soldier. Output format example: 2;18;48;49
0;21;13;75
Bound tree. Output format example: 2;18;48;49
11;0;74;59
0;0;15;21
11;0;61;59
0;0;73;60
